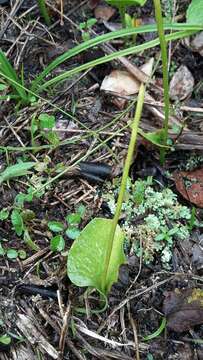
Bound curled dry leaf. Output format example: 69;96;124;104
191;31;203;56
173;168;203;208
94;5;115;21
163;288;203;332
100;58;154;109
169;65;194;101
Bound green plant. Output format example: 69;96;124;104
106;0;147;28
79;18;97;41
67;59;153;296
0;161;35;185
103;178;192;267
0;50;29;104
37;0;51;26
31;113;60;147
0;334;11;346
48;205;86;253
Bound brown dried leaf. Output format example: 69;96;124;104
163;288;203;332
94;5;115;21
100;58;153;96
88;0;101;9
173;168;203;207
169;65;194;101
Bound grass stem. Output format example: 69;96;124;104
37;0;51;26
153;0;170;164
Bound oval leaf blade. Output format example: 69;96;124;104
67;218;125;294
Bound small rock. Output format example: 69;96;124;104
94;5;115;21
191;31;203;56
169;65;194;101
192;244;203;272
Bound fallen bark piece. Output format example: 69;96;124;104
163;288;203;332
16;314;59;359
169;65;194;101
173;168;203;207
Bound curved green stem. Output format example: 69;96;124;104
119;5;126;28
102;80;147;294
153;0;170;164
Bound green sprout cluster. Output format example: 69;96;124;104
103;178;191;266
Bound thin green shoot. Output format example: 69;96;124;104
143;317;167;341
101;58;153;293
153;0;170;164
37;0;51;26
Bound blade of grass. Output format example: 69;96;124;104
0;50;28;103
37;0;51;26
39;30;196;90
153;0;170;164
31;23;202;91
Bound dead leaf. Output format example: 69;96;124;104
88;0;101;9
94;5;115;21
163;288;203;332
173;168;203;207
191;31;203;56
169;65;194;101
101;58;154;98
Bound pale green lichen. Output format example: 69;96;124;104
102;177;192;267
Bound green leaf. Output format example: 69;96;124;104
48;221;64;232
67;218;125;294
187;0;203;25
50;235;65;252
0;243;5;256
11;209;24;236
0;161;35;184
0;208;9;220
23;228;40;251
0;334;11;345
106;0;147;6
45;131;60;146
39;113;55;129
18;249;27;259
138;129;170;148
0;83;7;91
66;213;81;226
7;249;18;259
66;227;80;240
77;204;86;218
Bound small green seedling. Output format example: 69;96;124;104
31;113;60;147
79;18;97;41
106;0;147;27
49;205;86;252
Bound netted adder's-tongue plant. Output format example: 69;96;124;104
67;58;154;296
